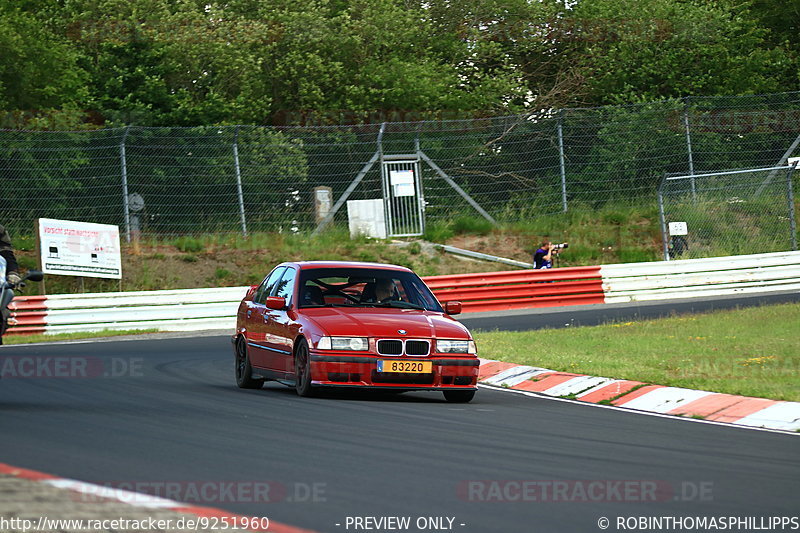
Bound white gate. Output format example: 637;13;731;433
381;157;425;237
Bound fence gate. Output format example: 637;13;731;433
381;156;425;237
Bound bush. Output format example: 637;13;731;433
174;237;205;253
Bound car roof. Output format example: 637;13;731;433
291;261;413;273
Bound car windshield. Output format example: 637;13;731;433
298;267;443;312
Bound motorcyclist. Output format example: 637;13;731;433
0;224;20;286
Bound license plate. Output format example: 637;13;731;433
377;360;432;373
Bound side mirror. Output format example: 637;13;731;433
444;301;462;315
23;270;44;282
265;296;287;310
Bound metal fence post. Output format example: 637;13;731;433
657;179;670;261
233;126;248;237
557;110;568;213
683;98;696;200
120;126;131;243
787;165;797;251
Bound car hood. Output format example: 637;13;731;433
301;307;471;339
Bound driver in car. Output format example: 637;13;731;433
374;278;398;302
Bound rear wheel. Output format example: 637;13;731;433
443;390;476;403
235;338;263;389
294;338;314;397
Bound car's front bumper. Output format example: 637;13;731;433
309;352;479;390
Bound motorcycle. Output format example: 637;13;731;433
0;256;44;345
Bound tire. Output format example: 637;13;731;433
443;390;476;403
294;338;314;397
235;337;263;389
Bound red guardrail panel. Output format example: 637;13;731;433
9;312;48;327
3;326;47;336
8;296;48;311
432;279;603;301
424;266;601;289
425;267;604;313
459;293;605;312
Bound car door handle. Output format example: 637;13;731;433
246;310;252;318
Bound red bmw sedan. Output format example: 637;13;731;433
231;261;479;402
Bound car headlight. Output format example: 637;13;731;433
317;336;369;351
436;339;477;354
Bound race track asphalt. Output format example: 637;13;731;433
0;330;797;532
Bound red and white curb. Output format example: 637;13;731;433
478;359;800;432
0;463;316;533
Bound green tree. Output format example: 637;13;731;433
0;1;88;126
564;0;794;104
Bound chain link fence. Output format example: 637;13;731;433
2;92;800;254
658;166;797;260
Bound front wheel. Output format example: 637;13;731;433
294;338;314;397
443;390;476;403
235;338;263;389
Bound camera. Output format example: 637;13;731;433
552;242;569;251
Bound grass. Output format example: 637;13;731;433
3;329;160;345
506;203;664;266
473;303;800;402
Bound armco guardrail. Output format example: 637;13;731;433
423;267;604;312
601;251;800;303
8;287;249;335
6;251;800;336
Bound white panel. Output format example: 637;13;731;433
347;199;386;239
45;286;249;309
620;388;713;413
44;302;237;325
736;402;800;431
602;265;800;292
600;251;800;278
542;376;615;397
43;317;237;334
482;366;551;387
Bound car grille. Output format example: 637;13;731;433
377;340;403;355
406;340;430;356
376;339;430;356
